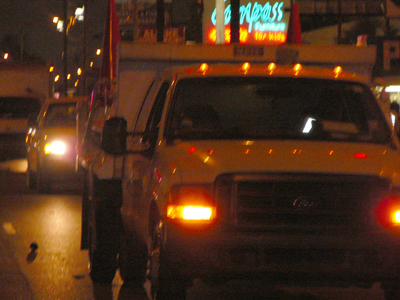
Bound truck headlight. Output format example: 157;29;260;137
167;185;217;223
44;141;66;155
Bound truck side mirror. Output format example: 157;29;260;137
101;117;127;155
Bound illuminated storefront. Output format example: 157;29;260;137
203;0;291;44
374;38;400;105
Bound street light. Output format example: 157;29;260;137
75;7;84;21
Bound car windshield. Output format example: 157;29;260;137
43;103;77;128
168;77;392;144
0;97;41;118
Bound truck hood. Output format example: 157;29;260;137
160;140;400;184
41;127;75;137
39;127;76;145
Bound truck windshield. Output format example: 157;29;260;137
168;77;392;144
43;103;77;128
0;97;41;118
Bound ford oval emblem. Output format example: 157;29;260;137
293;196;318;208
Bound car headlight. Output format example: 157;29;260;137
44;141;66;155
167;185;217;223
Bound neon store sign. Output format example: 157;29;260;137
206;1;288;45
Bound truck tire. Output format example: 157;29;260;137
383;278;400;300
118;228;147;284
88;177;122;284
80;170;89;250
149;222;187;300
37;166;51;193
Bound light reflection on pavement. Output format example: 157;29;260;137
0;158;28;173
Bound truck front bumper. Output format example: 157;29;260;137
163;222;400;286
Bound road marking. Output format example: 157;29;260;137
3;222;17;235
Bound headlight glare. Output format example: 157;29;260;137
44;141;66;155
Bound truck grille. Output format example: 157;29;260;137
214;173;391;230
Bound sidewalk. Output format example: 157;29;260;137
0;162;34;299
0;232;34;300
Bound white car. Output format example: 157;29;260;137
26;96;87;192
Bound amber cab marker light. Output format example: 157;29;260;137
293;63;303;75
333;66;343;77
240;62;251;73
267;63;277;73
197;63;210;75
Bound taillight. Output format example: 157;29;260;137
375;196;400;228
167;185;217;223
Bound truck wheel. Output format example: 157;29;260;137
383;278;400;300
118;228;147;284
149;223;187;300
88;178;122;284
80;170;89;250
37;166;51;193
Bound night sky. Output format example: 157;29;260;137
0;0;107;70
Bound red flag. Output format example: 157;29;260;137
286;3;302;45
100;0;121;80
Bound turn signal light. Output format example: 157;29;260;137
376;196;400;228
167;185;216;223
392;210;400;224
167;205;215;221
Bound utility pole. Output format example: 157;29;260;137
230;0;240;43
83;0;87;95
63;0;68;96
157;0;164;42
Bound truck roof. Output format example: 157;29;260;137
119;43;376;83
161;62;367;84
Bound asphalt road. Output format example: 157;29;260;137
0;159;388;300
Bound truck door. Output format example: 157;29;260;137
122;80;171;237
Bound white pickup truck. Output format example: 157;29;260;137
79;44;400;300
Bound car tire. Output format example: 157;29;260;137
26;164;37;190
149;222;187;300
88;177;122;284
118;228;147;284
80;169;89;250
37;166;51;193
383;278;400;300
